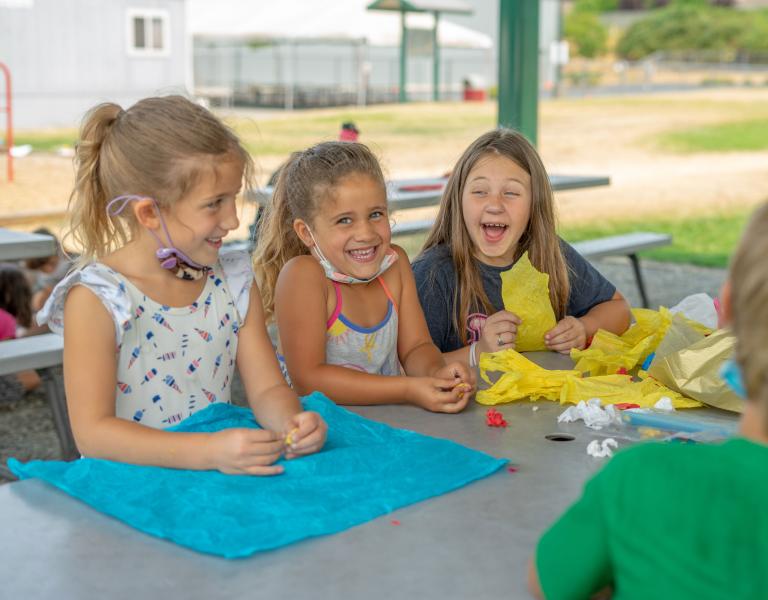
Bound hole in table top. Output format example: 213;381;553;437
545;433;575;442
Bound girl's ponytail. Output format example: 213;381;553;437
252;154;311;322
66;103;125;263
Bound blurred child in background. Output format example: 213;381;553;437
24;227;72;313
0;263;42;402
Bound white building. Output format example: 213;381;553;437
0;0;189;128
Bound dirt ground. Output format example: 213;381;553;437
2;87;768;240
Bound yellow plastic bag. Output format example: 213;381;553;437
653;313;707;363
648;328;741;412
477;349;580;405
500;252;557;351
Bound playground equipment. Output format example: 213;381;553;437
0;62;12;182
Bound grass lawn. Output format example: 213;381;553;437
392;210;752;268
658;118;768;153
230;103;495;158
12;129;79;152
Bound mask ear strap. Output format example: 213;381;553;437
151;199;176;249
306;227;329;264
106;195;171;249
105;194;207;271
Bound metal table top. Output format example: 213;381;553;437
247;174;611;212
0;352;736;600
0;227;56;262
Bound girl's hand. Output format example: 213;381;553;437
207;428;286;475
433;361;476;394
407;376;471;413
477;310;522;355
545;316;587;354
283;411;327;459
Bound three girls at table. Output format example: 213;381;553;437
46;93;624;471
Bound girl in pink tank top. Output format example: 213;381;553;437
254;141;475;413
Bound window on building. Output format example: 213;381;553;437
127;9;170;55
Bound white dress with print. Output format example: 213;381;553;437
38;250;253;428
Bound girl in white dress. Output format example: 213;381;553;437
39;96;326;474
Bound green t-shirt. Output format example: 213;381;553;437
536;438;768;600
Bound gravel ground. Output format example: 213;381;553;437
0;258;727;484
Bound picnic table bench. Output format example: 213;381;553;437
572;232;672;308
0;334;76;473
0;227;77;477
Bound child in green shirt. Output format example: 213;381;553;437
529;203;768;600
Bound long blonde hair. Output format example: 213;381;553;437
66;95;253;262
419;128;569;345
252;141;385;322
730;202;768;430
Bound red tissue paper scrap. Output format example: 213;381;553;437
486;408;508;428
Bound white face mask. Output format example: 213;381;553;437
306;227;398;284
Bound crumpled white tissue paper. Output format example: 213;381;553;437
586;438;618;458
557;398;620;430
653;396;675;412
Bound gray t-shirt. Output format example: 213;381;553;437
412;240;617;352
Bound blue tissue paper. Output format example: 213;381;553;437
9;393;507;558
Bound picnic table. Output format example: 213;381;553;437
245;174;668;307
246;174;611;211
0;227;56;261
0;227;73;468
0;352;738;600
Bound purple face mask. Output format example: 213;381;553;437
106;195;211;280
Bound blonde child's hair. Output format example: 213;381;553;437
419;128;570;345
252;141;385;323
66;95;254;262
729;203;768;430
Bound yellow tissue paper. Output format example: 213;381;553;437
500;252;557;351
477;348;701;409
570;330;645;376
559;374;702;409
477;349;581;405
621;307;672;348
570;307;675;376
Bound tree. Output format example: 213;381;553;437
565;10;609;58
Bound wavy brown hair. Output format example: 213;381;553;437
252;141;385;323
419;128;570;345
0;263;33;329
66;95;253;262
730;202;768;431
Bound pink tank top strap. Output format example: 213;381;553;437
326;280;344;329
377;276;398;315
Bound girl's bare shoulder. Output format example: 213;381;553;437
279;254;324;282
